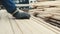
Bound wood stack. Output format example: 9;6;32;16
29;1;60;20
30;1;60;8
29;1;60;27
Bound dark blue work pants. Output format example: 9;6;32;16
0;0;16;13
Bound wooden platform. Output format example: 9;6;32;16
0;10;60;34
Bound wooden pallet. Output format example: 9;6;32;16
0;10;60;34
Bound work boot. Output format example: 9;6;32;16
12;8;30;19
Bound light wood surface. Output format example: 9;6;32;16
30;1;60;8
0;10;60;34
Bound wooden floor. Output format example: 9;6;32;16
0;10;60;34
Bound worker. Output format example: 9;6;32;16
0;0;30;19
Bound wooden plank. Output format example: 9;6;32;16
31;16;60;34
14;16;57;34
0;10;13;34
14;19;33;34
0;10;59;34
7;13;23;34
29;8;60;20
30;1;60;8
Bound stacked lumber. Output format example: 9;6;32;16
0;10;60;34
29;8;60;19
30;1;60;8
29;1;60;19
29;1;60;28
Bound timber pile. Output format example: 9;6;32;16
30;1;60;8
29;1;60;28
0;10;60;34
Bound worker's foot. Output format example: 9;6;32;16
12;9;30;19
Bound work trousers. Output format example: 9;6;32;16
0;0;16;13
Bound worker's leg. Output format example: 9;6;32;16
1;0;30;19
1;0;16;14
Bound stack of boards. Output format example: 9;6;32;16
29;1;60;28
0;10;60;34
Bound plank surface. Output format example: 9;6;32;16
30;1;60;8
0;10;59;34
0;10;13;34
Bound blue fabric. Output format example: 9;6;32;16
1;0;16;13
